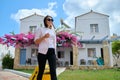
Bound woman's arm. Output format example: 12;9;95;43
34;33;50;45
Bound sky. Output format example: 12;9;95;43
0;0;120;37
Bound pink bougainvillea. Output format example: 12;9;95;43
0;37;4;44
0;32;35;48
0;31;81;48
56;31;82;47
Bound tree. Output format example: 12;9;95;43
112;40;120;66
2;53;14;69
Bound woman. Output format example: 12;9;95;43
34;15;57;80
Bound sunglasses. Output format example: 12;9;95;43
47;18;54;22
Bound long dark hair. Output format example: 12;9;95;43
43;15;53;28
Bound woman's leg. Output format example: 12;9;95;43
47;48;57;80
37;53;47;80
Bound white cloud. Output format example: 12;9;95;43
11;2;57;23
63;0;120;35
112;12;120;23
63;0;100;28
80;0;99;9
48;2;57;9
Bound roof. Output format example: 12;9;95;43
80;40;103;44
79;35;120;44
79;35;109;44
20;13;44;21
75;10;109;18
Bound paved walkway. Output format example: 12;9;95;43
0;67;66;80
0;71;29;80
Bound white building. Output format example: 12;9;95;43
20;13;44;34
75;10;113;67
20;13;44;65
14;11;113;69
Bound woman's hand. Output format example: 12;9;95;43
44;33;50;38
34;33;50;44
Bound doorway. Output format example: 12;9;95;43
20;49;26;65
101;48;104;59
70;51;73;65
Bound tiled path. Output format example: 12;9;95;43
0;71;29;80
0;67;66;80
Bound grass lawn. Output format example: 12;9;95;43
16;68;120;80
58;68;120;80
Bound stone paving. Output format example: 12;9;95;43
0;67;66;80
0;71;29;80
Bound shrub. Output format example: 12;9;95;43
2;53;14;69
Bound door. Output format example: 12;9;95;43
20;49;26;65
101;48;104;59
70;51;73;65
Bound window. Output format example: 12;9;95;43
87;48;96;58
29;26;37;33
31;48;38;57
57;51;64;58
90;24;99;33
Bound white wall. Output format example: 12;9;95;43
0;44;15;68
75;12;110;40
0;44;15;59
57;47;72;66
20;15;44;34
78;44;103;65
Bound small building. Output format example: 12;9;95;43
75;10;113;69
14;13;44;69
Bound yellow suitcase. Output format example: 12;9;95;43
29;64;50;80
